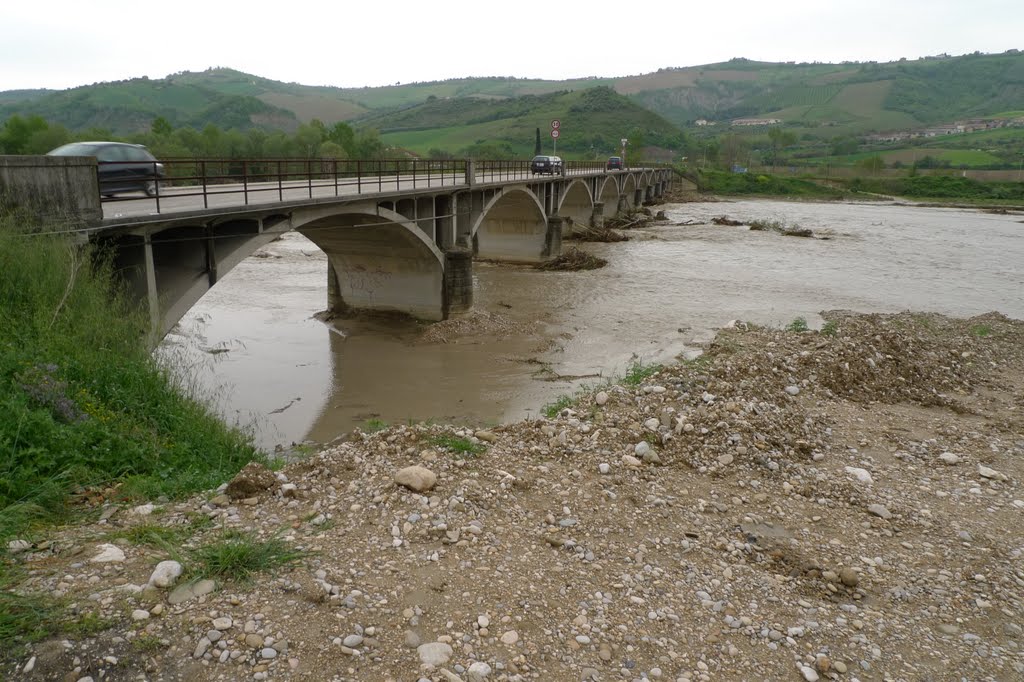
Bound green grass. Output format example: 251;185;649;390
622;359;663;386
188;530;303;583
970;324;993;338
0;214;263;542
821;320;840;337
694;169;847;198
363;418;388;433
542;394;576;419
426;434;486;457
786;317;810;333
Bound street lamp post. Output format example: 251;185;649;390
620;138;628;167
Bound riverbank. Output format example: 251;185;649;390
4;309;1023;681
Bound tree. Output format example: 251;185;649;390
857;155;886;174
534;128;541;156
766;127;797;169
151;117;173;137
0;115;49;154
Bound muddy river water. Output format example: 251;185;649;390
157;199;1024;452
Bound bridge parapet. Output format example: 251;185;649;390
0;155;102;222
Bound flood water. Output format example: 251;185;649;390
157;199;1024;452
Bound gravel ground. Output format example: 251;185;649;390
4;310;1023;682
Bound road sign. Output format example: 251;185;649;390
551;129;560;139
551;119;561;130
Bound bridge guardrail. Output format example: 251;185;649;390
98;158;667;214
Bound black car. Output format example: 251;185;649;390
530;155;563;175
606;156;623;170
48;141;165;197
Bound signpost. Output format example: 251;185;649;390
551;119;561;155
621;138;628;166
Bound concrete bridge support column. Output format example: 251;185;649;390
443;247;473;316
644;186;654;204
326;260;347;313
590;202;605;228
544;216;564;259
617;195;629;215
143;233;160;339
635;188;645;206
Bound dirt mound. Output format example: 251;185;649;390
416;310;536;344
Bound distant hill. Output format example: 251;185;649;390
370;87;685;158
2;51;1022;159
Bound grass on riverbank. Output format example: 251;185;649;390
691;169;848;199
0;214;262;543
843;174;1024;202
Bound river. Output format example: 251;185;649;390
156;199;1024;453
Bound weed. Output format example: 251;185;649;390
189;530;303;583
131;633;165;653
0;216;264;541
110;524;182;550
0;563;60;653
61;610;113;637
425;434;486;457
363;418;388;433
622;359;662;387
970;324;992;337
821;320;839;337
786;317;809;333
542;394;575;419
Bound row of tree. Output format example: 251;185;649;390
0;115;389;160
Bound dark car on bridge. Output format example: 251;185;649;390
606;156;623;170
530;155;563;175
47;141;165;197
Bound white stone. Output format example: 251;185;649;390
978;465;1007;481
395;466;437;492
131;503;155;515
500;630;519;645
468;661;493;681
598;463;611;475
785;385;800;396
868;504;892;520
634;441;651;457
212;616;232;630
799;665;819;682
643;418;660;431
939;452;960;465
477;614;490;628
131;609;150;621
416;642;453;666
90;543;126;563
595;391;609;406
148;560;183;588
845;466;874;485
621;455;642;468
7;539;31;554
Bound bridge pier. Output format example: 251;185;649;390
590;202;605;228
443;247;473;316
545;217;564;258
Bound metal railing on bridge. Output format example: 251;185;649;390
99;157;653;215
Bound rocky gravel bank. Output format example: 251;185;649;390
3;310;1023;682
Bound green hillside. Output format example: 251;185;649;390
374;87;685;158
2;52;1022;167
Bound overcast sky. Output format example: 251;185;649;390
1;0;1020;92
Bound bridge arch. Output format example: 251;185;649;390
471;188;551;262
596;177;619;218
293;205;448;320
556;179;594;236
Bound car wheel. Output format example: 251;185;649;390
144;181;157;197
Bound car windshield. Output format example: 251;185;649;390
532;156;549;162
